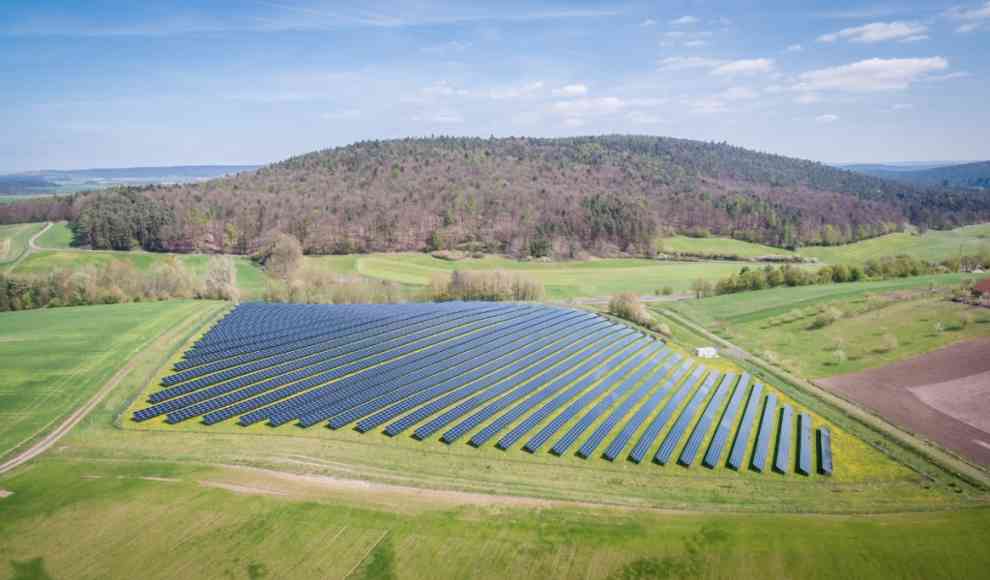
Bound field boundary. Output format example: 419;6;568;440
658;308;990;489
113;303;230;428
1;221;49;270
0;302;224;475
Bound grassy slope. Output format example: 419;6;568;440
799;224;990;264
0;301;213;460
666;274;990;379
0;301;986;579
661;235;798;257
352;253;755;299
34;221;73;249
0;223;45;266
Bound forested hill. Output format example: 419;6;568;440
847;160;990;190
3;136;989;256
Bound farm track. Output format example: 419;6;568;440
0;302;222;475
2;221;49;271
658;307;990;488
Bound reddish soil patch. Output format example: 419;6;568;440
819;338;990;466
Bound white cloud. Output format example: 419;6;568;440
817;21;928;44
657;56;724;71
793;93;822;104
552;97;625;116
923;71;972;81
489;81;544;99
685;97;729;114
794;57;949;92
722;86;759;100
553;83;589;97
785;43;803;52
815;114;840;123
671;16;699;25
711;58;775;76
420;81;469;98
640;18;656;27
626;111;664;124
946;2;990;33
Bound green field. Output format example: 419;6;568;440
798;224;990;264
346;253;758;299
660;235;799;258
666;273;990;379
0;301;215;460
0;302;988;579
33;221;73;249
0;223;45;267
11;249;268;300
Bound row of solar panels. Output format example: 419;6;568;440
137;303;834;474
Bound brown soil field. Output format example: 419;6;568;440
819;338;990;467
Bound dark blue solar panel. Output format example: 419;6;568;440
726;382;764;470
678;373;736;466
576;353;683;459
774;405;794;474
625;366;707;464
818;427;833;475
797;412;812;475
703;373;750;469
654;371;721;465
751;393;778;472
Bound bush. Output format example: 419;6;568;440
810;306;842;329
608;293;659;331
661;286;674;296
431;270;545;302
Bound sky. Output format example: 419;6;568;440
1;0;989;172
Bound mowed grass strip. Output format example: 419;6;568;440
0;301;215;459
2;459;990;580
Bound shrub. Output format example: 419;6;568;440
608;293;658;330
810;306;842;329
432;270;545;302
661;286;674;296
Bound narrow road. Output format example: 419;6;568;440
0;303;220;476
4;221;51;271
658;307;990;488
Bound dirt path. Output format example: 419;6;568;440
0;303;219;476
5;221;51;271
658;308;990;488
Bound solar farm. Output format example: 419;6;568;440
133;302;833;475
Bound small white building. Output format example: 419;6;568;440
695;346;718;359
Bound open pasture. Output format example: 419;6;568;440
0;301;217;461
797;223;990;264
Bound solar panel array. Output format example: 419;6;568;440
134;302;834;475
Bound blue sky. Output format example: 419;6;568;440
1;0;988;172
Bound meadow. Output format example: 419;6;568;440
797;223;990;264
660;235;799;258
0;301;218;460
665;273;990;379
0;223;45;267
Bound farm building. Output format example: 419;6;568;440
695;346;718;359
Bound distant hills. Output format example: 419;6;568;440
0;165;260;195
2;136;989;255
844;161;990;190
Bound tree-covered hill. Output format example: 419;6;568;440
847;160;990;190
3;136;989;256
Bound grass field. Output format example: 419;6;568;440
660;236;799;258
665;273;990;379
348;253;758;299
0;301;215;460
1;302;989;578
0;223;45;267
798;224;990;264
33;221;73;249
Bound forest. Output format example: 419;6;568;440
2;136;988;257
